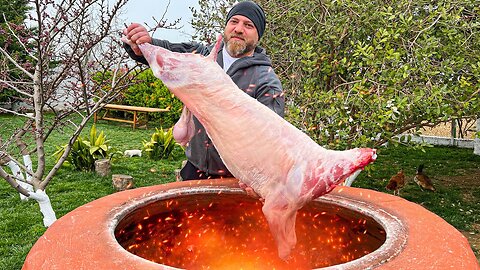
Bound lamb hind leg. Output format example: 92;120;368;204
262;185;300;260
173;106;195;146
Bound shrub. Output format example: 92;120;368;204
142;127;177;160
54;125;117;171
191;0;480;148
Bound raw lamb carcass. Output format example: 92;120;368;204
136;36;377;259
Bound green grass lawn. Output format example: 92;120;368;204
1;114;479;269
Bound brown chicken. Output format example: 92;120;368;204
386;169;406;196
414;164;436;191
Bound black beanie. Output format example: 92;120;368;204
226;1;266;39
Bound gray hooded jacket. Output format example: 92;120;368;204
125;39;285;176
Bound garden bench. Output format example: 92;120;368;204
94;104;170;129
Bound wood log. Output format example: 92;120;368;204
174;169;182;181
175;160;188;182
474;118;480;156
95;159;111;177
112;174;134;191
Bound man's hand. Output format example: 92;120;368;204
122;23;152;56
239;182;264;203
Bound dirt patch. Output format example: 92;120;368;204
437;171;480;188
437;171;480;261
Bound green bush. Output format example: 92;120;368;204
121;69;183;127
54;125;117;171
142;127;177;160
259;0;480;149
0;89;14;103
191;0;479;149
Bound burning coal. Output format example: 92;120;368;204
115;193;385;269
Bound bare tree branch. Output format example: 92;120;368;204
0;80;34;97
0;47;34;79
2;13;38;61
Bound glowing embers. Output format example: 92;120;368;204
115;194;386;269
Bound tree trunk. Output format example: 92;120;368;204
28;190;57;227
343;169;362;186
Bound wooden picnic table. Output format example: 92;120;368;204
94;104;170;129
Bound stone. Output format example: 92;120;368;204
124;149;142;157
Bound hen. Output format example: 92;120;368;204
386;169;406;196
414;164;436;191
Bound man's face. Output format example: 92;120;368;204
224;15;259;58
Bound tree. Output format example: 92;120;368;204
192;0;479;149
264;0;479;149
0;0;180;227
189;0;236;43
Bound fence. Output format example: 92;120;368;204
407;119;479;155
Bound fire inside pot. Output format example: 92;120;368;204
115;192;386;269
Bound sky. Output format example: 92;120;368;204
117;0;200;42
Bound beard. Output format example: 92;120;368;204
225;35;256;58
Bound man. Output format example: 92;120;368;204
123;1;284;181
